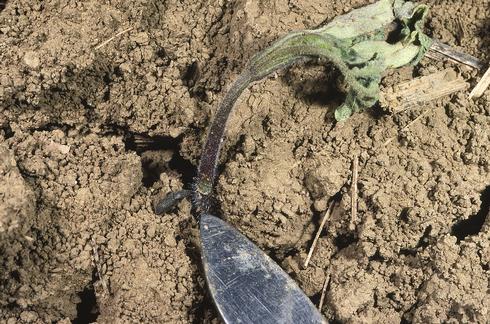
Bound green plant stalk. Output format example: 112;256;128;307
156;0;432;215
193;0;432;212
195;33;380;211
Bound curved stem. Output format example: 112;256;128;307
194;32;378;212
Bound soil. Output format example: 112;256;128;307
0;0;489;323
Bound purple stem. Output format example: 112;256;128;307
193;71;253;211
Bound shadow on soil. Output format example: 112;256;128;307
73;273;99;324
451;185;490;242
123;132;195;188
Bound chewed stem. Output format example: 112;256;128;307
196;71;253;194
156;1;431;215
193;32;380;212
154;189;192;215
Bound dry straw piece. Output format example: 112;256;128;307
380;68;469;112
94;27;134;50
318;273;330;310
427;39;486;70
350;155;359;231
469;66;490;99
304;202;335;268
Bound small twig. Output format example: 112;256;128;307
304;202;334;268
91;237;109;296
428;39;486;70
24;235;34;242
94;27;133;50
350;155;359;231
469;66;490;99
383;108;432;146
318;273;330;310
424;50;451;64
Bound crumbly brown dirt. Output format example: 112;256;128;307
0;0;489;323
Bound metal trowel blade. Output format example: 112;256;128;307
200;214;326;324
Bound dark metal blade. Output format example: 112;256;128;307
200;214;326;324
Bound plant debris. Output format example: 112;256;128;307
380;68;469;112
192;0;433;214
470;66;490;99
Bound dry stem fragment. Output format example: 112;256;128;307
381;68;469;146
384;108;432;146
424;50;451;63
304;202;334;269
350;155;359;231
94;27;133;50
469;66;490;99
380;68;468;113
428;39;486;70
318;273;330;310
91;236;109;296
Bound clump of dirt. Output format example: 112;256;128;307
1;130;201;322
0;143;36;235
1;0;489;323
